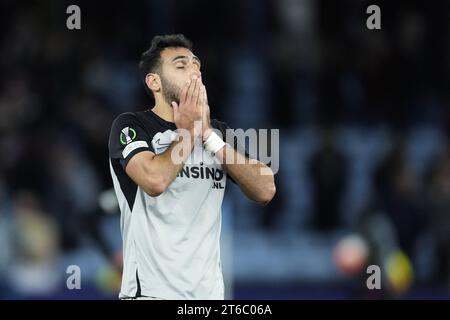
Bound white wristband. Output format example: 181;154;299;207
203;131;226;155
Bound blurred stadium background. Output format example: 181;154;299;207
1;0;450;299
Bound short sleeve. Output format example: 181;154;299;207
109;113;154;170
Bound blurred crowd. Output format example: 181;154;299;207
1;0;450;299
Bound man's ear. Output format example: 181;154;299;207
145;73;161;92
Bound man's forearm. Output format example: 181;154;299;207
147;131;199;190
215;144;276;205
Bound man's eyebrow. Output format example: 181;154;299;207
172;55;188;63
172;55;201;67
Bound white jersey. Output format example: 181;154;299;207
108;110;233;299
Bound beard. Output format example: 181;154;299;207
160;74;181;106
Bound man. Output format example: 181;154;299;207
108;34;276;300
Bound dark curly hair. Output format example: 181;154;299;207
139;34;193;82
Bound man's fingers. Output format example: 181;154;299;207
194;77;202;107
203;84;208;106
180;79;191;105
192;76;200;106
172;101;179;114
186;76;198;105
198;84;205;108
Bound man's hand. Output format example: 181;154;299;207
200;83;213;141
172;75;203;137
